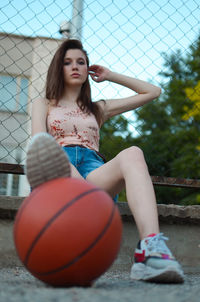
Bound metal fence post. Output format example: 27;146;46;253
71;0;83;40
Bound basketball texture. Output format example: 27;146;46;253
13;177;122;287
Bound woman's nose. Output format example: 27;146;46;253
72;61;78;69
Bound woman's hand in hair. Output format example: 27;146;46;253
88;65;110;82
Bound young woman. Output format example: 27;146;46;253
26;39;184;283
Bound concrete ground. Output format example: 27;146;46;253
1;198;200;302
0;267;200;302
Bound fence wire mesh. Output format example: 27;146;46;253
0;0;200;201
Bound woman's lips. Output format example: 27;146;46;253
71;73;80;77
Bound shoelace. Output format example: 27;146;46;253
145;233;172;255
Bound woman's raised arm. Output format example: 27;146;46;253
89;65;161;121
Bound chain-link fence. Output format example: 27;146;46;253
0;0;200;201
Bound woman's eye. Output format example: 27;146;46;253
63;60;85;65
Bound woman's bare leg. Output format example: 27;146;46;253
70;163;84;179
86;146;159;240
26;134;159;240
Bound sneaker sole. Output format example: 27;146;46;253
130;263;184;283
25;133;71;189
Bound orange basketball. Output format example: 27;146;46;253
13;177;122;287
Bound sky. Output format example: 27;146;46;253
0;0;200;127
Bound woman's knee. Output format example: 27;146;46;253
117;146;146;167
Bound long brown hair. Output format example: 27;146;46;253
45;39;103;125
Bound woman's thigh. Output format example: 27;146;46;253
86;146;146;198
86;156;125;198
70;163;84;179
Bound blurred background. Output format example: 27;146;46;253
0;0;200;204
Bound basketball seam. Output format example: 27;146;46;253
33;202;116;276
24;187;101;267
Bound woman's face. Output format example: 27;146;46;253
63;49;88;86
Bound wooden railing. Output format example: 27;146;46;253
0;162;200;189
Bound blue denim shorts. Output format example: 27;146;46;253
62;145;118;202
63;145;105;179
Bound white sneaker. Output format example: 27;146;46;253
25;133;71;189
130;233;184;283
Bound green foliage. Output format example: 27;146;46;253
99;115;134;161
99;34;200;205
135;34;200;204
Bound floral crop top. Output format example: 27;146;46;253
47;104;100;152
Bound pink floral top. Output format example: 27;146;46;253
47;104;100;151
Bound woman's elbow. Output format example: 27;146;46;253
154;87;162;98
148;87;161;100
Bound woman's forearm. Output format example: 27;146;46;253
105;71;161;97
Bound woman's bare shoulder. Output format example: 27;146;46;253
32;98;58;109
32;97;49;106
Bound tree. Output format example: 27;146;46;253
134;34;200;204
183;81;200;122
99;115;134;160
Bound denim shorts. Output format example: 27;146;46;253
62;145;118;202
62;145;105;179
